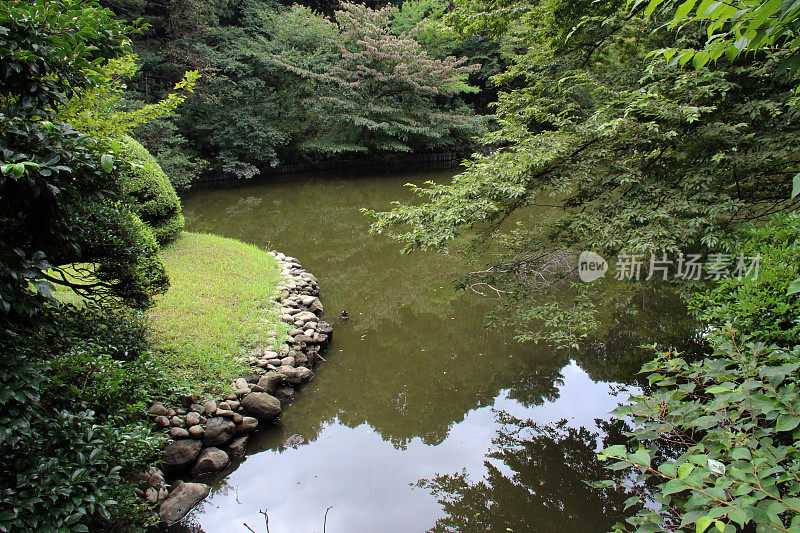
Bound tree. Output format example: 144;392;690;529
99;0;490;177
57;54;200;142
268;2;486;156
389;0;508;114
636;0;800;70
0;1;170;529
0;0;167;320
368;0;800;345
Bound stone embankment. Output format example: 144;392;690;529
134;252;332;525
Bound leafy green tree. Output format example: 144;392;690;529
636;0;800;69
57;54;200;141
133;114;209;187
166;0;297;177
109;0;487;177
390;0;508;113
0;2;174;530
368;0;800;345
0;0;167;321
58;53;205;187
270;2;485;155
687;213;800;347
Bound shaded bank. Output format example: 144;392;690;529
181;152;466;189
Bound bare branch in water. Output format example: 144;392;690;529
466;249;578;298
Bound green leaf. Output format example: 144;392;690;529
792;171;800;198
706;385;733;393
11;163;25;178
629;451;652;468
776;414;800;432
728;508;747;526
663;478;687;495
645;0;667;17
788;277;800;296
731;447;751;460
658;462;678;477
674;0;699;23
603;445;628;457
696;516;714;533
100;153;114;173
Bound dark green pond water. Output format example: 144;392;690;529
175;168;705;533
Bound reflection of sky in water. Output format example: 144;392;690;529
187;363;636;533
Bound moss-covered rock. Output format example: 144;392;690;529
117;135;184;245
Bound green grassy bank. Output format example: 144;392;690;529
149;232;286;394
53;232;287;395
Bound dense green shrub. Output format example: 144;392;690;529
1;0;168;320
596;215;800;532
47;307;171;420
116;135;185;245
0;307;170;532
597;328;800;533
1;410;163;532
687;214;800;347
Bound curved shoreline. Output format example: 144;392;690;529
140;251;332;526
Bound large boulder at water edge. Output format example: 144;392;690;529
240;392;281;421
256;372;283;393
159;482;210;524
203;417;236;447
163;439;202;470
191;447;230;475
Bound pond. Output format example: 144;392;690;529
174;167;705;533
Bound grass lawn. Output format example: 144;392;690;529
149;232;286;394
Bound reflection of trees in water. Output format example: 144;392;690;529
573;287;709;388
251;289;706;452
268;336;570;450
418;413;635;533
178;180;715;533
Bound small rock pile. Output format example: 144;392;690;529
127;466;169;505
146;251;332;525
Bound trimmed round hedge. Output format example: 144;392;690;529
117;135;184;245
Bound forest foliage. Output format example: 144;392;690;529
99;0;494;181
368;0;800;346
365;0;800;530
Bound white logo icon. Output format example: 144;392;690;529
578;251;608;282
